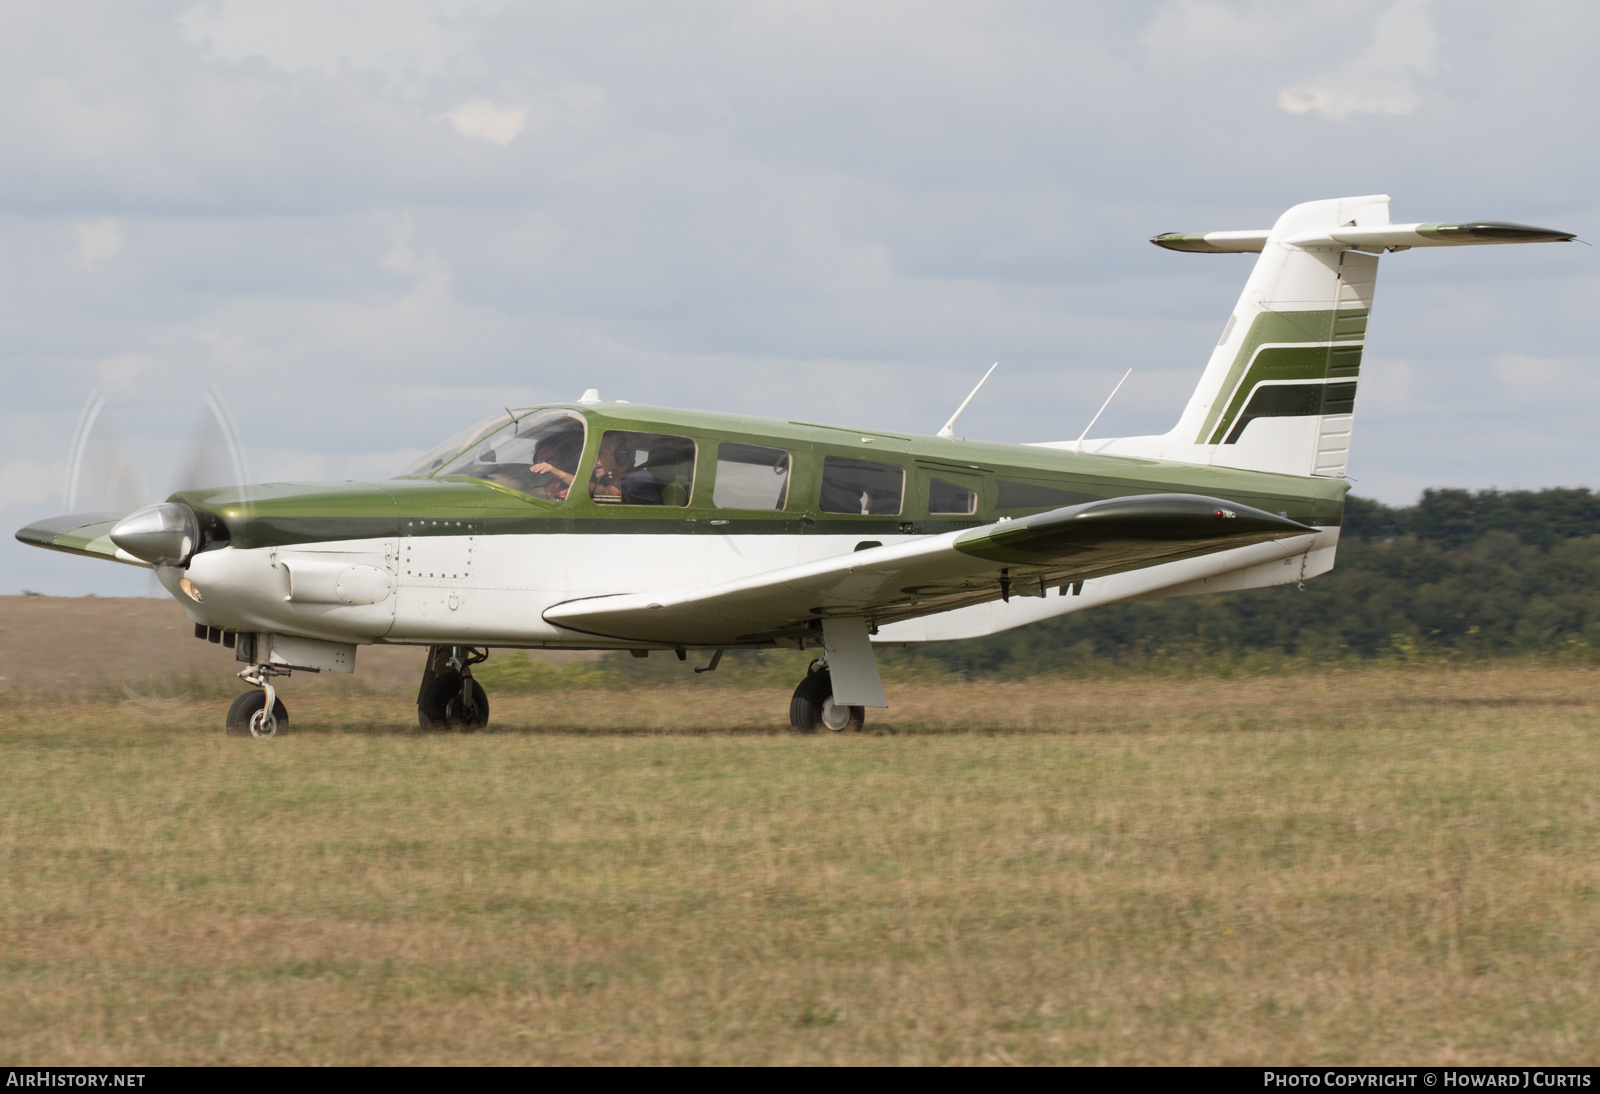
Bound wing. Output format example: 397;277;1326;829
14;512;151;567
544;493;1314;645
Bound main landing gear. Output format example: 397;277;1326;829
417;646;491;732
789;660;865;733
228;663;290;738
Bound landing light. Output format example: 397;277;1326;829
180;577;203;602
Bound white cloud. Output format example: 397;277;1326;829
1492;354;1600;402
93;353;161;392
1144;0;1292;60
1278;0;1435;119
25;78;151;155
77;219;123;270
439;99;525;146
178;0;507;87
439;85;606;145
0;459;64;510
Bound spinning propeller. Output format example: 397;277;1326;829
63;387;251;703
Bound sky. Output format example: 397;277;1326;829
3;0;1597;595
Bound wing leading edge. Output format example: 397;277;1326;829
542;493;1314;646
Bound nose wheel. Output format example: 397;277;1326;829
789;663;864;733
225;689;289;738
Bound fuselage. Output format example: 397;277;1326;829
168;402;1348;651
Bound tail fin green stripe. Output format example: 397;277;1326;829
1196;309;1368;445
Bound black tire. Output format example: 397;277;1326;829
418;669;490;732
225;691;289;737
788;668;864;733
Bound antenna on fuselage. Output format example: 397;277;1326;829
937;362;998;440
1073;368;1132;454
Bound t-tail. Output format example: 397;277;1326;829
1040;195;1574;478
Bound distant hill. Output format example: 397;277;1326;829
893;488;1600;675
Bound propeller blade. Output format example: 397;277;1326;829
64;389;153;514
172;388;251;495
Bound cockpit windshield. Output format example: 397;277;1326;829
394;412;512;479
432;409;588;501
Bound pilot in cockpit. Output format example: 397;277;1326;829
526;434;584;501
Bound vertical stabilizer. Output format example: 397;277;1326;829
1039;196;1572;479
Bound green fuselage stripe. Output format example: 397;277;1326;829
174;401;1350;551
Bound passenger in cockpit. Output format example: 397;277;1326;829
589;431;661;505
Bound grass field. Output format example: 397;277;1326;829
3;666;1599;1065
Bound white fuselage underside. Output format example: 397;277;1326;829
172;527;1340;651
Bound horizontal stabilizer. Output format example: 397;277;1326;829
1152;221;1574;254
14;512;151;567
543;494;1312;646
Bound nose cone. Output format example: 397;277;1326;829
110;503;200;566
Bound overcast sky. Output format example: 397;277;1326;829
4;0;1597;595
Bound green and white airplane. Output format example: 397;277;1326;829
17;195;1575;738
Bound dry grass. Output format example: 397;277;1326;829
3;666;1599;1065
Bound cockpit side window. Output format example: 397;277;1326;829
435;410;588;501
589;430;696;507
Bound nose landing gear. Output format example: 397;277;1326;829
789;660;864;733
228;663;291;738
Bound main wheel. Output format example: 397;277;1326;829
418;669;490;732
225;691;289;738
788;667;864;733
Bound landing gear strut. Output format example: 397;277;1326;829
418;646;491;732
228;663;291;738
789;660;864;733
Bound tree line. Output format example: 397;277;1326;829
892;488;1600;675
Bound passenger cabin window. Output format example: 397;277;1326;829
434;409;587;501
928;477;977;515
590;430;696;507
996;480;1092;510
820;456;904;516
714;443;791;510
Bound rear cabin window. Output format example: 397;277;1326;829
714;443;791;510
996;480;1093;510
590;430;696;507
820;456;904;516
928;477;977;515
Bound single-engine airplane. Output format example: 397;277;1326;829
17;195;1576;737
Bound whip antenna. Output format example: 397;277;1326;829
937;362;998;439
1074;368;1132;453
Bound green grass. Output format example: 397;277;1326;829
3;667;1599;1064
